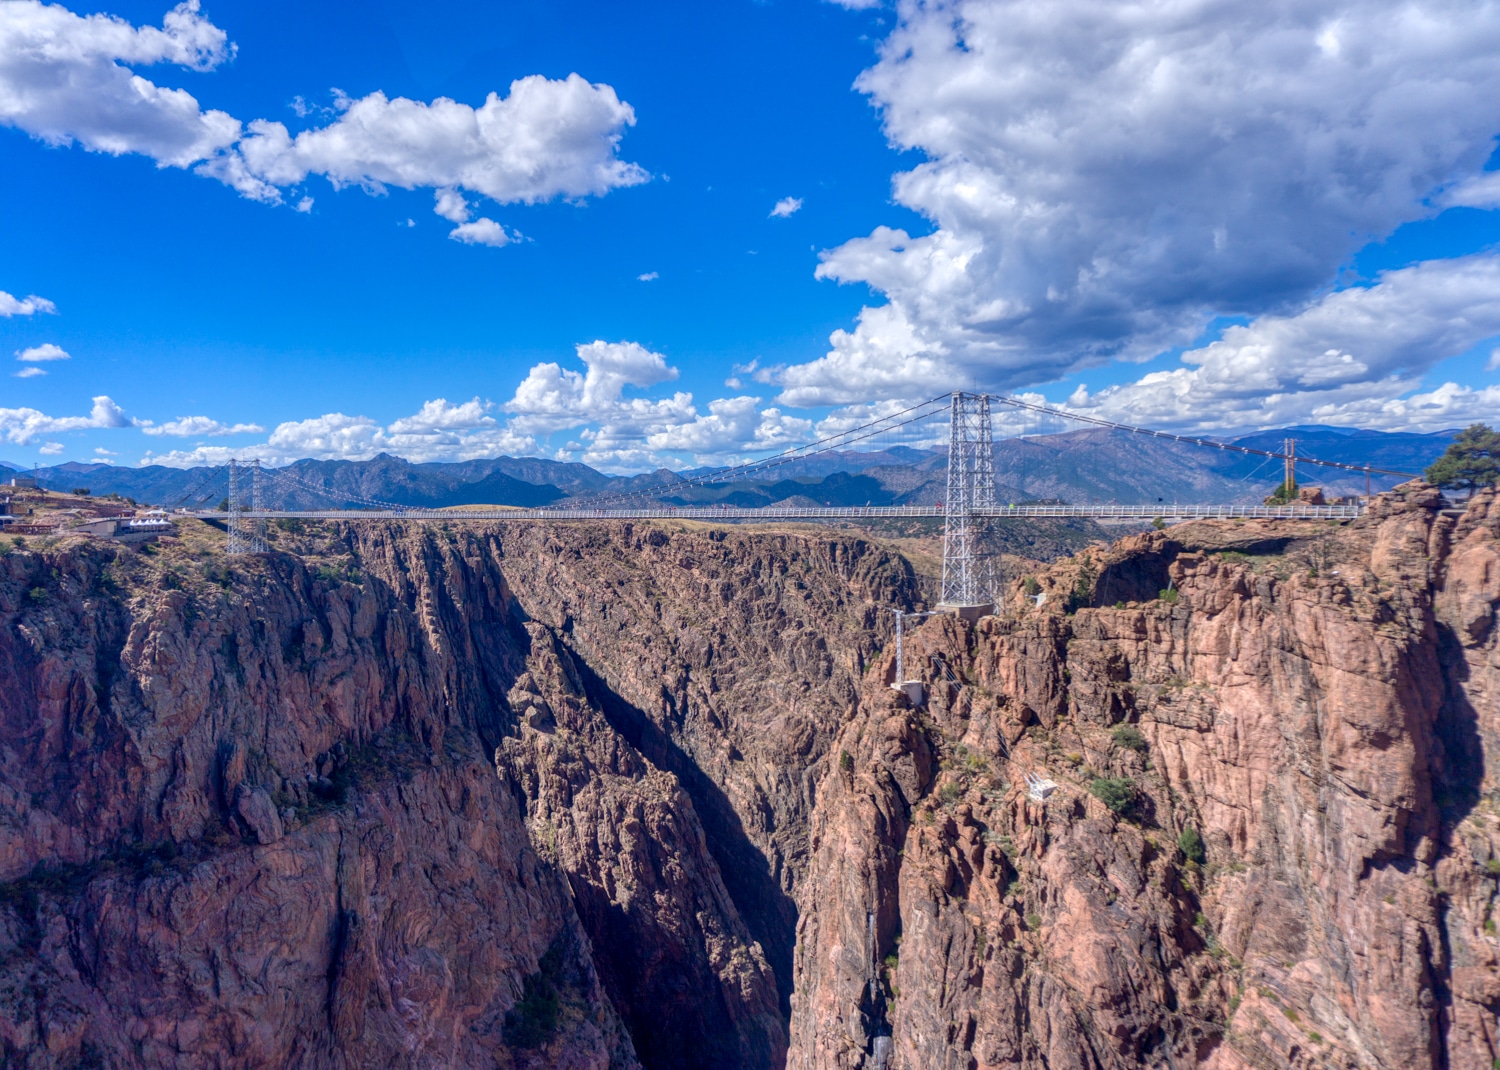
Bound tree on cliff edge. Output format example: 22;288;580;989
1425;423;1500;494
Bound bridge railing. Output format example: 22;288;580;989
184;502;1364;522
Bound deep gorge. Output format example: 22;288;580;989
0;485;1496;1069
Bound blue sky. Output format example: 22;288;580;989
2;0;1499;470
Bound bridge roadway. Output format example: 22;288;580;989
188;502;1365;523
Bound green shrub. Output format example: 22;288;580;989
504;940;565;1049
1112;725;1148;752
839;750;854;774
1158;587;1179;604
1178;826;1206;865
1151;517;1166;531
1484;858;1500;876
1025;913;1042;931
1022;576;1040;596
1089;777;1136;815
26;587;46;604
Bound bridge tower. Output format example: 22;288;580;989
226;458;268;555
939;391;999;617
250;458;268;551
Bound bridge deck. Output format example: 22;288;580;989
187;503;1364;522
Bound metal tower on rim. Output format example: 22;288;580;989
226;458;268;555
940;391;1000;613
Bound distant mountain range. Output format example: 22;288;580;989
0;425;1459;510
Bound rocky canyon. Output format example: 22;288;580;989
0;483;1495;1068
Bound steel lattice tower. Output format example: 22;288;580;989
226;458;267;555
940;392;998;610
227;458;245;554
250;458;268;552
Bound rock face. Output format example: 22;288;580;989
0;488;1495;1069
0;520;915;1069
791;484;1500;1070
0;523;638;1068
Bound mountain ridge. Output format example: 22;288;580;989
3;426;1458;509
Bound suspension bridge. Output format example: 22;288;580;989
164;391;1414;610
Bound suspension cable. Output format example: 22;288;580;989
261;465;411;511
991;394;1418;477
568;395;952;507
170;463;230;510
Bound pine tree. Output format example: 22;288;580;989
1425;424;1500;494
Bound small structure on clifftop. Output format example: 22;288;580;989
888;608;935;706
1026;773;1058;802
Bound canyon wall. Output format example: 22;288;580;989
0;488;1495;1069
0;519;913;1068
792;485;1499;1070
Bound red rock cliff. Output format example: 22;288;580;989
1;488;1495;1070
791;485;1499;1070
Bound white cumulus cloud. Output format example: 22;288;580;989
503;341;821;470
434;188;469;223
0;291;56;316
1068;254;1500;431
508;340;682;435
1440;171;1500;209
140;415;265;437
646;397;812;458
229;76;646;205
777;0;1500;412
0;395;130;444
14;366;45;378
433;188;517;247
449;218;513;247
142;397;536;467
770;196;803;218
0;1;646;216
16;343;69;362
0;0;239;166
